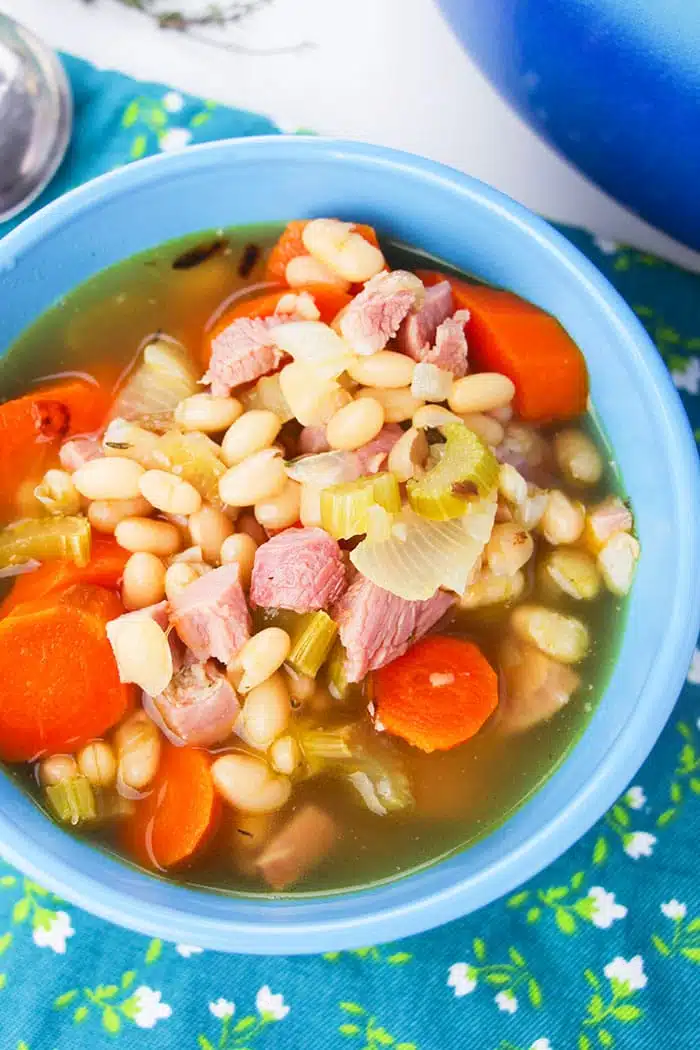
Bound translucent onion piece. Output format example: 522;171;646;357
350;500;497;600
411;361;453;402
285;451;358;487
271;321;354;380
154;429;226;506
239;373;294;423
0;516;91;569
110;336;199;423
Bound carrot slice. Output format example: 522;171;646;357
0;584;132;762
0;534;130;618
202;286;352;365
375;635;498;752
265;219;379;284
0;379;109;512
122;744;220;870
417;271;589;423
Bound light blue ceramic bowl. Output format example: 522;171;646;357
0;137;698;954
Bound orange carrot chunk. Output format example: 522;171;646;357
0;534;130;618
375;635;499;752
265;219;379;284
417;271;589;423
122;744;220;870
0;584;132;762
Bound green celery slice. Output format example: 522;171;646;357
286;611;338;678
0;516;91;569
46;776;97;825
321;472;401;540
407;422;498;520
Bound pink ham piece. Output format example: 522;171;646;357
429;312;469;377
298;426;331;455
202;316;286;397
339;271;418;355
397;281;453;362
334;575;455;682
255;804;338;890
250;527;346;613
151;660;240;746
170;563;250;664
59;436;103;472
354;424;403;475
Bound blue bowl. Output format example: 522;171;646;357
437;0;700;251
0;137;698;954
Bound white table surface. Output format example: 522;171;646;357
5;0;700;271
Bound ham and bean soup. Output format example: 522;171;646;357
0;220;639;893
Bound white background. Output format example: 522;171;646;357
4;0;700;271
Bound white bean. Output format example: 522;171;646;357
106;615;173;697
188;503;235;564
238;633;291;694
299;484;323;528
347;351;415;389
114;711;162;791
219;449;287;507
541;548;601;601
387;427;429;482
77;740;117;788
254;479;302;531
511;604;590;664
459;568;525;609
220;533;257;589
221;409;282;467
73;457;145;501
285;254;350;290
598;532;640;596
498;463;528;506
554;428;604;486
460;413;505;447
269;735;301;775
284;667;316;704
164;561;200;601
486;523;535;576
212;753;291;813
115;516;182;556
357;386;423;423
326;397;385;452
88;496;153;534
412;404;461;429
541;490;585;546
175;393;242;433
279;362;352;427
448;373;515;415
139;470;202;516
238;673;291;750
39;754;78;787
302;218;385;283
122;552;166;610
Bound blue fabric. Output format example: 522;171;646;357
1;53;700;1050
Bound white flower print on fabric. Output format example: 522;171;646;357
593;236;619;255
209;998;236;1019
176;943;204;957
160;128;193;152
624;830;656;859
162;91;185;113
530;1041;552;1050
603;955;647;992
32;910;74;954
671;356;700;395
687;649;700;685
661;900;687;920
588;886;628;929
447;962;477;997
256;985;290;1020
625;785;646;810
131;986;172;1029
495;990;517;1014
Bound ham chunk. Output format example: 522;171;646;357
397;281;453;362
430;312;469;377
339;271;421;355
335;576;454;682
59;436;103;472
152;660;240;746
202;316;286;397
354;423;403;475
250;527;346;613
170;564;250;664
255;804;338;890
499;637;580;732
298;425;331;455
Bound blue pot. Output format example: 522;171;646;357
0;137;698;953
438;0;700;250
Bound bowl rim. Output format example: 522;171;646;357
1;135;699;954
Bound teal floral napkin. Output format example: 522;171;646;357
2;53;700;1050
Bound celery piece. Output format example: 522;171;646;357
326;640;350;700
154;429;226;506
287;611;338;678
407;422;498;520
321;472;401;540
0;516;91;569
46;776;97;826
